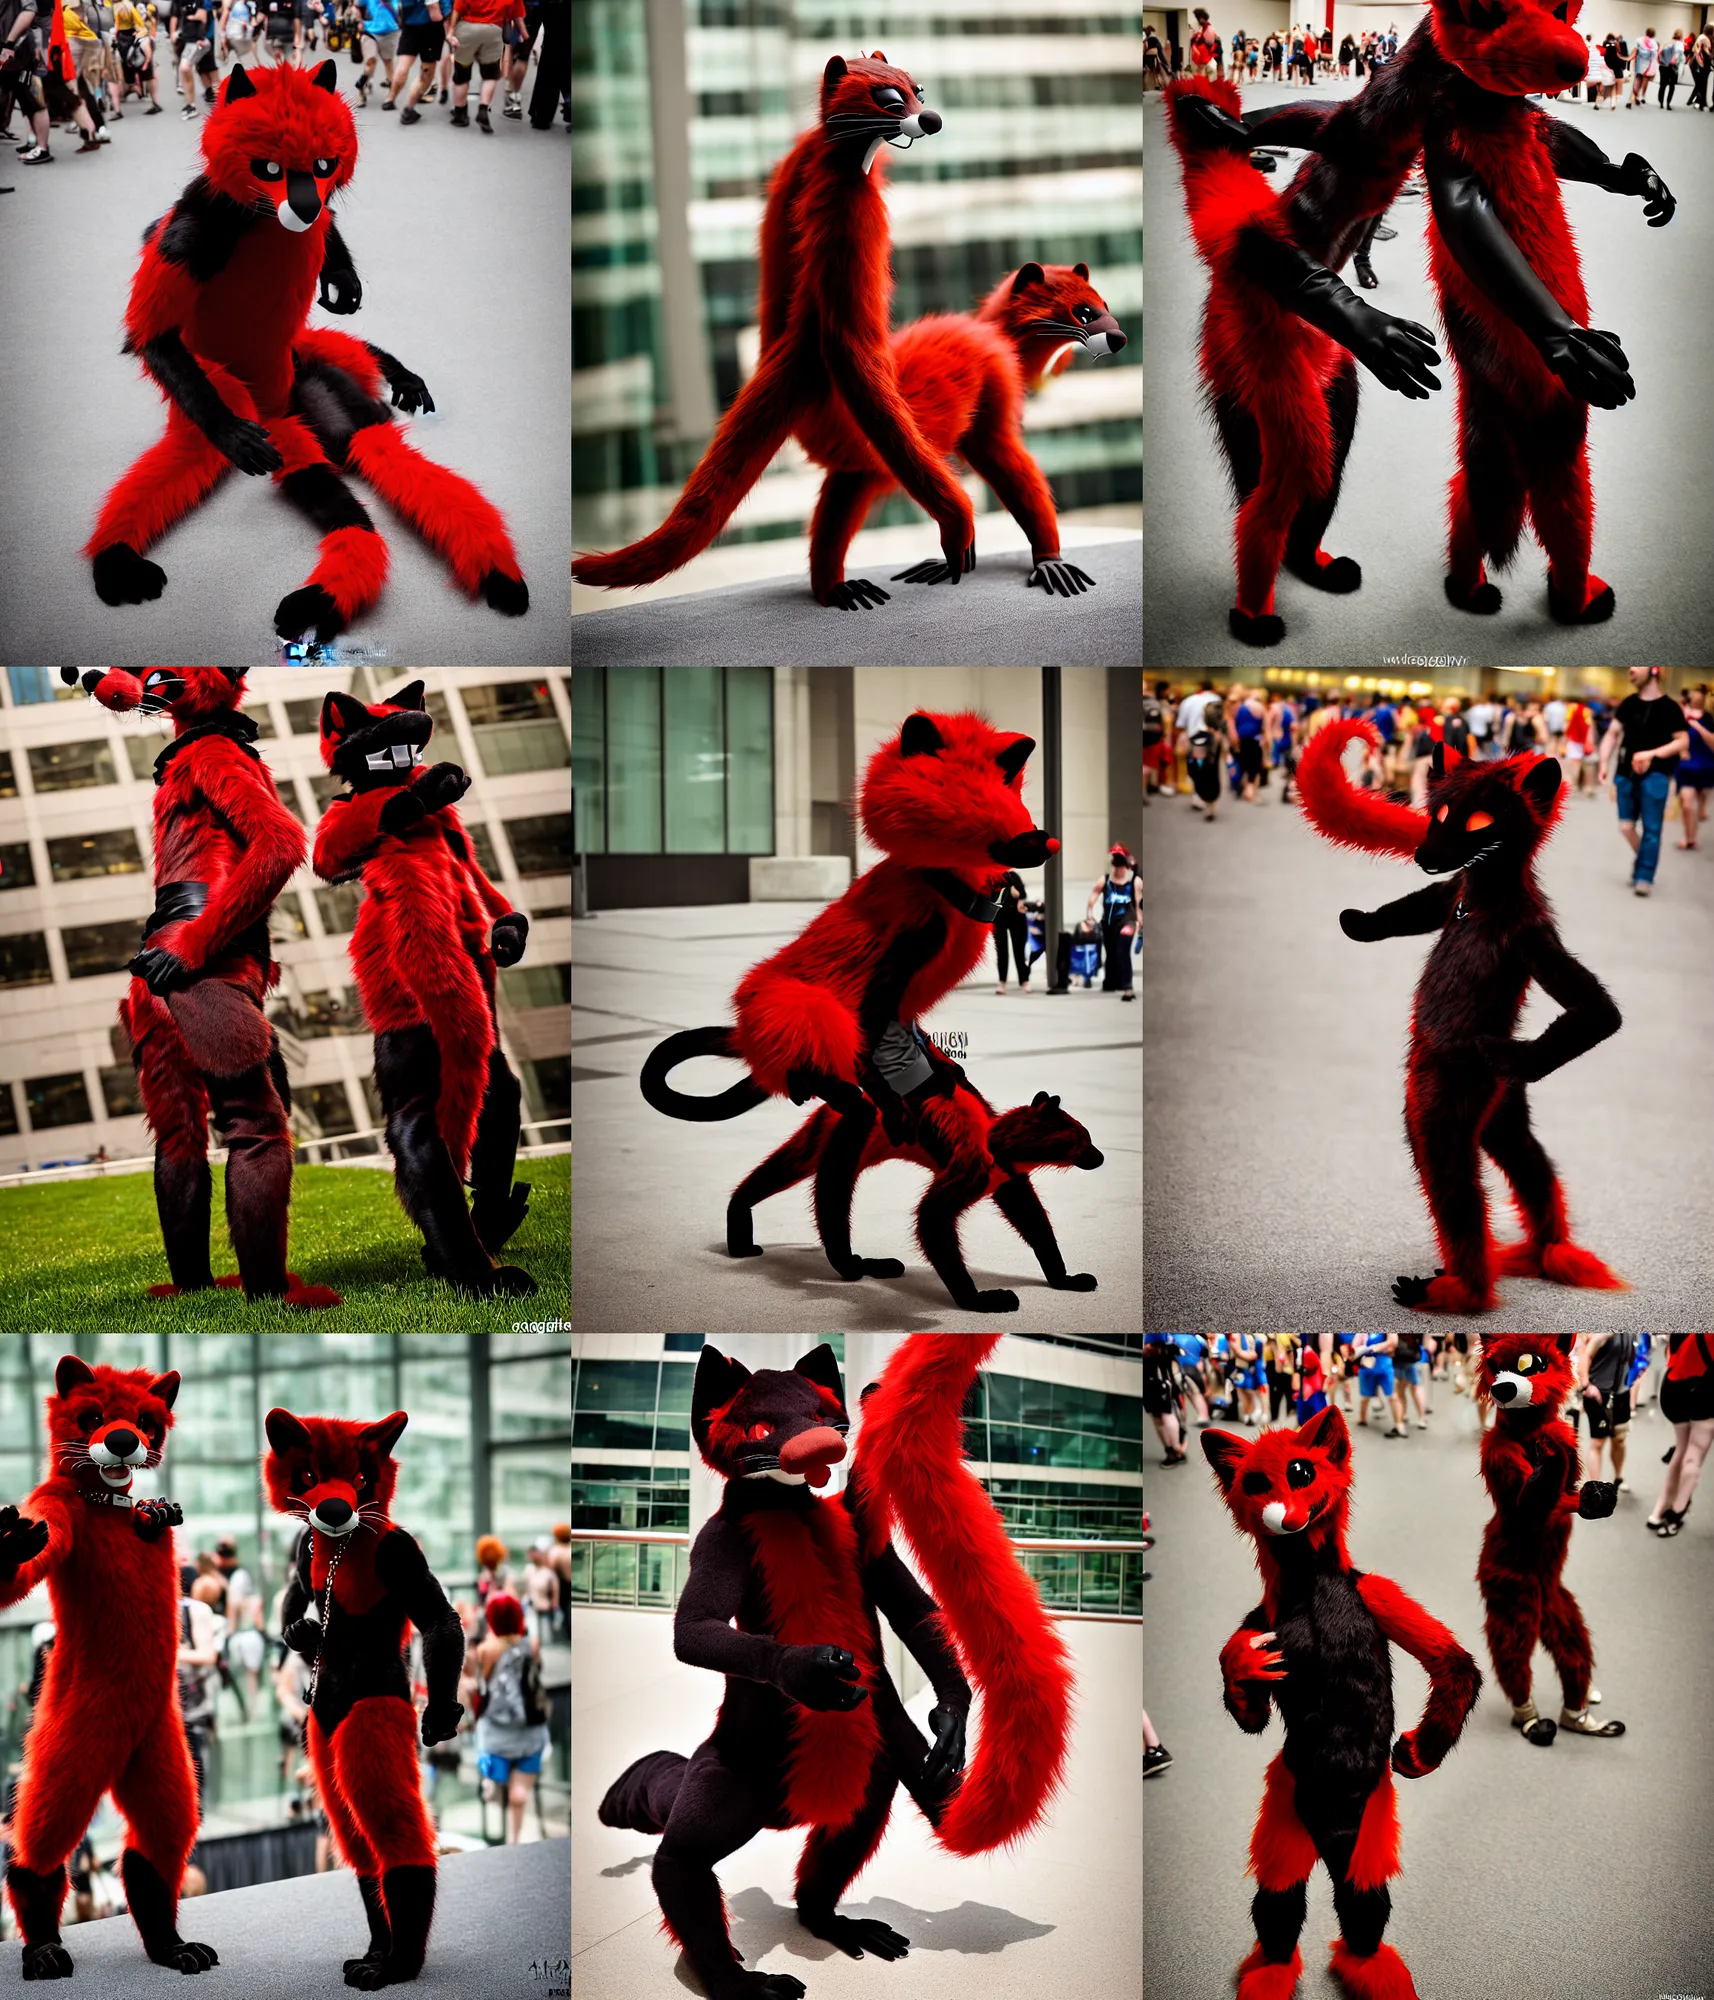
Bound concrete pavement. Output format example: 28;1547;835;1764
1143;772;1714;1332
1143;1370;1714;1999
572;901;1140;1332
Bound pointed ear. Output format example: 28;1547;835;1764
870;48;886;60
1011;261;1045;295
313;58;338;91
1201;1429;1248;1492
1073;261;1090;280
1430;741;1446;782
265;1409;313;1456
994;734;1035;783
360;1411;409;1458
692;1347;751;1445
1521;757;1561;810
225;62;257;100
389;680;427;711
1555;1335;1576;1354
321;690;370;740
56;1356;97;1399
1299;1402;1350;1466
899;713;946;759
793;1344;846;1411
822;53;847;101
147;1372;181;1411
1031;1090;1050;1107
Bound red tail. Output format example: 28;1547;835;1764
852;1335;1074;1855
1297;720;1428;860
572;349;798;588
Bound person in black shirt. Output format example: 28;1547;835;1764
1577;1334;1637;1490
175;0;217;118
991;868;1029;993
1597;664;1688;896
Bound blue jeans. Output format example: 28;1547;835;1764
1615;768;1671;883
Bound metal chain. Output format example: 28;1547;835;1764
306;1534;344;1716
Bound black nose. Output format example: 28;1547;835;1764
284;168;322;226
917;109;941;133
1077;1147;1104;1170
1108;329;1127;352
1556;57;1584;81
989;828;1055;867
104;1428;140;1458
315;1497;353;1526
1492;1382;1516;1403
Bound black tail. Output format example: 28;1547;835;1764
598;1750;691;1835
640;1026;767;1122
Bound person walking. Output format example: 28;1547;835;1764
1675;685;1714;848
446;0;512;128
1183;691;1229;820
391;0;444;122
1629;25;1656;106
1395;1326;1430;1428
993;867;1030;993
1598;664;1688;895
1145;1337;1189;1465
474;1593;549;1844
1091;846;1138;1000
1657;27;1681;104
1143;681;1172;796
1688;24;1710;108
1142;1709;1172;1778
1578;1333;1638;1489
1649;1335;1714;1535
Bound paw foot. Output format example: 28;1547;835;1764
150;1941;218;1973
1548;575;1615;625
1228;606;1285;647
275;584;347;642
1026;556;1095;596
1444;573;1503;614
1390;1268;1495;1314
1052;1272;1099;1291
343;1956;386;1978
858;1257;905;1279
93;542;167;605
728;1243;764;1258
280;1282;344;1311
799;1912;910;1962
482;567;530;615
969;1288;1019;1313
1288;551;1362;593
22;1942;74;1980
1522;1717;1558;1746
819;578;890;609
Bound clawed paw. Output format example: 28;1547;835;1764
92;542;167;606
275;584;346;643
1390;1273;1432;1310
1027;557;1095;597
160;1941;218;1973
21;1941;74;1980
819;578;890;609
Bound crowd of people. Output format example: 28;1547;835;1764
1146;9;1402;89
1579;26;1713;108
1141;668;1712;895
0;0;569;162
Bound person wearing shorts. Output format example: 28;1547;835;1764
1578;1333;1636;1486
1294;1340;1327;1425
1144;1337;1189;1465
392;0;442;121
356;0;397;103
501;0;533;114
1142;681;1171;795
1651;1335;1714;1536
1674;684;1714;851
1355;1330;1405;1436
258;0;297;56
1394;1327;1430;1427
446;0;511;128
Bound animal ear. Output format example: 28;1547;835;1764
870;48;886;61
1555;1335;1576;1354
692;1346;752;1445
321;690;370;740
312;58;338;92
265;1409;313;1456
1430;741;1446;781
389;680;427;711
1011;262;1045;295
147;1372;181;1411
793;1344;846;1411
1074;261;1090;279
56;1356;97;1399
899;713;946;759
225;62;256;100
1521;757;1561;810
1031;1090;1050;1107
360;1411;409;1458
822;53;847;100
1201;1430;1248;1491
994;734;1035;783
1298;1402;1350;1466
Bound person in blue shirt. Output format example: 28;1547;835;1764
1170;1334;1213;1426
1354;1330;1406;1436
357;0;401;106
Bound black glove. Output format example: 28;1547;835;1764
1609;151;1675;226
132;1498;182;1542
377;358;436;416
378;786;427;835
920;1703;968;1795
128;945;198;994
416;760;471;815
420;1701;463;1746
1536;326;1634;410
318;266;362;314
282;1618;323;1662
1347;305;1443;399
1475;1033;1543;1083
775;1644;868;1712
1339;907;1380;942
0;1505;49;1576
1174;93;1253;152
1027;557;1096;598
490;912;529;968
1577;1480;1619;1520
214;414;284;477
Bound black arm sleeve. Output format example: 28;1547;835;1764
379;1530;465;1713
863;1541;971;1713
1341;880;1456;941
1536;112;1620;189
1424;146;1571;344
142;327;245;442
1234;225;1383;347
1242;99;1339;146
857;915;950;1049
319;219;362;313
1514;927;1623;1080
673;1513;784;1685
280;1536;317;1649
154;175;259;281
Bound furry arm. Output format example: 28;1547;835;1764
1424;143;1635;410
1486;1430;1580;1520
673;1512;790;1682
319;219;362;314
817;331;974;557
140;330;285;475
363;343;436;416
447;809;513;920
1339;880;1457;942
1356;1571;1481;1776
1219;1607;1280;1732
1536;114;1675;225
1477;928;1622;1083
861;1539;971;1713
280;1541;321;1656
172;745;307;969
312;789;395;883
377;1528;465;1722
1234;226;1441;397
0;1497;60;1608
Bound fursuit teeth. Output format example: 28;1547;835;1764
852;1334;1074;1854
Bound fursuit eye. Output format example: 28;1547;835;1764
746;1423;774;1443
315;158;335;176
1465;810;1494;832
295;1468;317;1491
76;1408;100;1435
1240;1471;1270;1496
1516;1354;1534;1372
1435;804;1450;822
872;87;905;109
255;160;283;181
1075;305;1097;323
1286;1459;1316;1489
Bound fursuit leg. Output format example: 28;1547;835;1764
467;1044;531;1260
1394;1056;1499;1313
1283;358;1362;593
1523;402;1613;625
268;412;390;642
726;1110;831;1257
795;1759;907;1963
1538;1580;1596;1716
1444;371;1525;615
1481;1568;1553;1738
207;1058;342;1309
1239;1753;1314;1999
992;1171;1097;1291
812;1086;903;1283
653;1743;781;2000
87;413;232;606
917;1152;1017;1313
347;423;529;613
808;469;891;608
1482;1081;1624;1286
330;1699;439;1988
309;1713;386;1978
8;1694;117;1978
133;995;214;1295
113;1714;216;1972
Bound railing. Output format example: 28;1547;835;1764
568;1531;1143;1619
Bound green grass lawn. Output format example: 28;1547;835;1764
0;1156;568;1333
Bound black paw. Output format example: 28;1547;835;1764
1444;574;1503;614
275;584;347;642
282;1618;323;1660
152;1941;218;1973
344;1959;394;1991
0;1506;50;1571
1548;579;1615;626
892;543;975;586
1228;606;1285;647
378;787;428;835
219;418;285;476
133;1498;184;1541
971;1289;1019;1314
420;1700;463;1746
1578;1480;1619;1520
21;1942;74;1979
1052;1272;1099;1291
728;1243;764;1258
417;760;472;814
1390;1272;1436;1309
386;368;434;415
1523;1717;1558;1746
1338;908;1375;942
93;541;168;605
319;271;363;314
127;946;197;995
1288;552;1362;593
466;1264;538;1299
1027;557;1095;597
800;1911;911;1962
482;567;529;615
858;1257;905;1279
343;1956;385;1979
819;578;890;609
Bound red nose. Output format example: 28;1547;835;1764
779;1426;847;1488
1046;837;1061;855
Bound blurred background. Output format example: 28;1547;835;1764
573;1;1143;594
0;1330;569;1923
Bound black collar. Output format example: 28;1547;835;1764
154;710;262;785
921;868;1004;924
78;1486;134;1510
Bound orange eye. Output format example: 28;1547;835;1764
1464;810;1493;832
1435;805;1449;822
747;1423;773;1442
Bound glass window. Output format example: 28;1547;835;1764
99;1063;144;1117
124;736;156;782
47;830;145;881
283;699;324;736
25;1072;92;1130
0;934;51;987
591;1541;639;1606
241;703;278;740
0;842;37;892
572;667;604;853
657;1361;696;1407
0;752;15;799
313;884;364;936
272;892;309;942
7;668;77;706
62;921;143;978
987;1374;1021;1424
523;1056;570;1121
308;775;346;816
462;681;558;726
726;667;773;852
572;1412;655;1451
499;964;571;1010
575;1360;658;1410
474;721;570;778
300;1082;356;1135
27;741;118;792
492;1356;573;1439
664;667;725;853
275;779;306;824
607;667;661;851
0;1084;18;1135
399;1360;473;1578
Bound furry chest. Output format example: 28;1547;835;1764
1274;1567;1393;1785
182;226;321;413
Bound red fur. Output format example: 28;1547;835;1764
310;1700;436;1874
1354;1572;1484;1775
1;1361;199;1951
852;1334;1074;1854
1237;1942;1306;2000
1249;1752;1317;1890
573;55;976;602
1328;1940;1419;2000
1296;721;1431;860
346;423;525;596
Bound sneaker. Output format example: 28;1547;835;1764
109;109;124;119
382;97;397;110
20;144;52;162
438;86;448;104
502;101;522;118
1417;1419;1428;1430
450;104;469;125
1143;1744;1173;1778
76;136;103;152
145;101;164;113
95;127;113;142
181;103;198;119
399;105;421;124
1633;881;1652;897
204;84;215;103
1384;1427;1408;1439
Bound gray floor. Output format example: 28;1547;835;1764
0;75;570;667
572;901;1140;1333
40;1836;569;1998
572;541;1142;667
1143;83;1711;667
1143;1373;1714;2000
1143;774;1714;1331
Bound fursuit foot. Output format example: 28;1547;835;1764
1236;1942;1304;2000
1389;1268;1497;1314
21;1942;74;1980
275;584;347;643
1285;549;1361;593
344;1955;423;1990
481;568;530;616
954;1287;1019;1314
1539;1239;1627;1290
1547;572;1615;625
145;1941;219;1973
1559;1706;1625;1738
1444;571;1502;614
1228;606;1285;647
797;1909;909;1962
1329;1939;1419;2000
818;578;890;609
1049;1271;1099;1291
1511;1701;1557;1745
93;541;167;605
827;1256;906;1281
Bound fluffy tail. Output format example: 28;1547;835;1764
573;347;798;589
388;901;494;1176
598;1750;690;1835
852;1335;1074;1855
1164;77;1279;270
639;1027;768;1122
1296;720;1428;860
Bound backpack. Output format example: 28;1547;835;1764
481;1640;546;1729
1396;1331;1422;1366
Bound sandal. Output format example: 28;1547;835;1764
1558;1707;1625;1737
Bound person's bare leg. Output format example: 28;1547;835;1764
1678;789;1700;848
1610;1427;1628;1485
507;1774;529;1844
1619;819;1640;856
1142;1709;1162;1750
1162;1410;1182;1456
1652;1423;1690;1521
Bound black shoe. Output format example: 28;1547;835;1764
399;105;421;124
450;104;469;125
438;86;448;103
475;102;491;131
1385;1427;1408;1438
1143;1744;1173;1778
